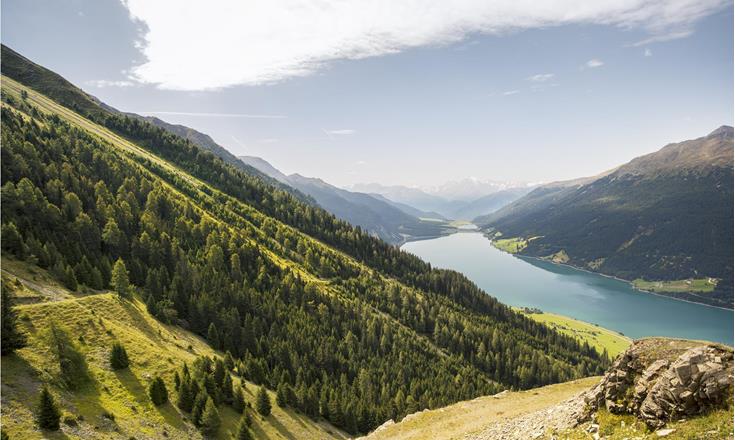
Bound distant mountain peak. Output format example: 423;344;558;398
708;125;734;138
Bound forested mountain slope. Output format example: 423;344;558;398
0;44;606;437
477;127;734;308
1;262;348;439
239;154;453;244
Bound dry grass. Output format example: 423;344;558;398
363;377;600;440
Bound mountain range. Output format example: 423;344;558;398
477;126;734;308
239;156;453;244
349;182;531;220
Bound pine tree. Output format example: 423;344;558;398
109;342;130;370
149;376;168;405
232;385;245;413
200;397;220;437
177;377;194;412
276;383;287;407
191;391;208;426
207;323;220;349
37;386;61;431
1;285;26;355
236;415;253;440
256;386;271;416
110;258;129;298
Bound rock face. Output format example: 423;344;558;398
584;338;733;428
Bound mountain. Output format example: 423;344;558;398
1;45;607;438
349;183;467;218
350;182;531;220
477;127;734;308
239;155;291;184
239;155;452;244
368;193;447;221
424;178;530;202
451;187;533;221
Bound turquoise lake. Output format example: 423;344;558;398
402;232;733;345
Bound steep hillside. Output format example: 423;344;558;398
363;338;734;440
240;156;454;244
0;45;607;438
1;262;347;439
477;128;734;308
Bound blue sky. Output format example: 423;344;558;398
3;0;733;187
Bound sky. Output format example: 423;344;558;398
2;0;733;188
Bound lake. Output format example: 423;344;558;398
402;232;733;345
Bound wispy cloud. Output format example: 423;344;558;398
644;48;653;57
325;129;356;135
527;73;554;82
503;90;520;96
121;0;727;90
585;59;605;68
87;79;137;88
138;111;286;119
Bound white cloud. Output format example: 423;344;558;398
527;73;555;82
325;129;356;135
138;111;286;118
120;0;727;90
644;48;653;56
585;59;605;68
503;90;520;96
87;79;137;88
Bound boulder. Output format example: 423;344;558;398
584;338;733;429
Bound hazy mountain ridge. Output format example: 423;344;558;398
477;127;734;307
349;182;530;220
239;156;453;244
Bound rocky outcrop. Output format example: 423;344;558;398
584;338;733;429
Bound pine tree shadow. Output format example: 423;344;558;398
113;368;187;431
268;415;297;440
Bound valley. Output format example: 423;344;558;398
402;232;733;345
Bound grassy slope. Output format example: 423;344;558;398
362;377;600;440
562;408;733;439
515;309;631;358
0;259;347;440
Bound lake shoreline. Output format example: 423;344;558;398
479;233;733;312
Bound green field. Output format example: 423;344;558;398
516;309;631;358
633;278;717;293
493;237;529;253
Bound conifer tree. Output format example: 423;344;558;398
1;285;26;355
109;342;129;370
37;386;61;431
200;397;220;436
191;391;208;426
256;386;271;416
233;385;245;413
110;258;129;298
149;376;168;405
207;323;220;349
177;377;194;412
276;383;287;407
